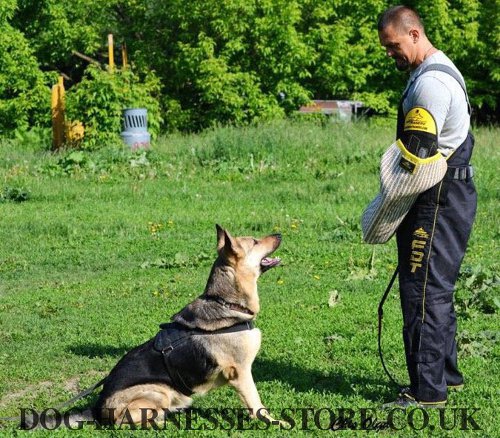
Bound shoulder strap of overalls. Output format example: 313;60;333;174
398;63;471;139
403;63;471;114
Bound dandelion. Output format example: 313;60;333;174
290;218;302;230
148;222;163;236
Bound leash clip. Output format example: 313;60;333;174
162;345;174;355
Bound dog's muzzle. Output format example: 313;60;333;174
260;257;281;272
261;234;281;272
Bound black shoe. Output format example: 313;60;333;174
382;388;447;409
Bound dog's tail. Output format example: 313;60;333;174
1;377;106;430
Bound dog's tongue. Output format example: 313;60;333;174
261;257;281;268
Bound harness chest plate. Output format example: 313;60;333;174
153;321;254;396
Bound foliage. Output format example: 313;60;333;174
65;65;162;149
473;0;500;115
0;9;54;133
0;0;16;22
38;146;158;179
457;330;499;359
0;186;30;202
0;0;498;137
12;0;117;77
455;265;500;318
123;0;310;131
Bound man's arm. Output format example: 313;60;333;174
406;76;452;137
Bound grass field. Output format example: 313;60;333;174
0;119;498;437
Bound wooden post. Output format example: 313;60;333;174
108;34;114;73
51;76;65;150
122;42;128;69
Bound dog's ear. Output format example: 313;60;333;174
216;224;240;257
216;224;225;251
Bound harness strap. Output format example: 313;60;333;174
419;64;471;115
158;321;254;336
163;355;193;396
157;321;255;396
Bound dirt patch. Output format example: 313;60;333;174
0;371;104;408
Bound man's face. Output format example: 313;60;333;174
378;24;415;71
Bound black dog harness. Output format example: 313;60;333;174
154;321;254;396
92;320;255;424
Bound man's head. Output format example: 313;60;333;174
378;6;430;71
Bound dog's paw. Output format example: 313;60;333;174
274;418;291;428
258;412;290;429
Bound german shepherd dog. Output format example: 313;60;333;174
91;225;282;426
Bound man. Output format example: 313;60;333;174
376;6;476;407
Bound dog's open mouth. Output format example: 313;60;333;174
260;257;281;272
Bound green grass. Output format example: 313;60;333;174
0;119;498;437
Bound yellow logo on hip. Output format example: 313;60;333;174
410;227;429;273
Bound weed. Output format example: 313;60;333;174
457;330;498;358
455;265;500;318
0;186;30;202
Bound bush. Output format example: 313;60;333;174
2;0;499;136
0;24;54;134
65;65;162;149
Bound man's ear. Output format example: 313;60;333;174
409;28;419;43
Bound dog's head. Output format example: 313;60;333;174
215;224;281;276
179;225;282;324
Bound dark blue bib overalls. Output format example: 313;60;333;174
395;65;477;402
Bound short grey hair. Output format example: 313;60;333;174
377;5;425;34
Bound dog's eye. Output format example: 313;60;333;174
253;239;259;245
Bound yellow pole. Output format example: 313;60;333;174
108;34;114;73
122;42;128;69
51;76;65;150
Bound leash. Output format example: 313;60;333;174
0;377;106;424
377;266;403;388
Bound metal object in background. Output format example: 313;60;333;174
121;108;151;150
298;100;364;121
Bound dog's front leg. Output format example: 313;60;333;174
226;367;284;426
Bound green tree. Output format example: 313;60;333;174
300;0;399;114
12;0;118;80
1;0;498;137
0;0;53;133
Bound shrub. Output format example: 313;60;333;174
0;23;54;134
65;65;162;149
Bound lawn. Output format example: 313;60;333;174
0;119;498;437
